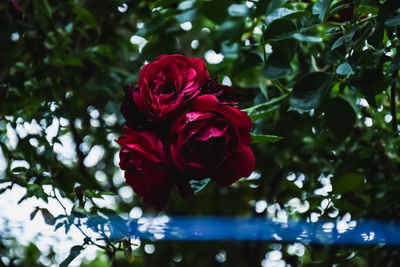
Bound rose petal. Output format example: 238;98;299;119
215;145;255;186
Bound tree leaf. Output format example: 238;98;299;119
264;19;297;41
312;0;333;22
228;4;249;17
263;51;292;79
73;7;96;27
385;14;400;26
293;33;323;43
336;62;354;75
11;167;28;173
332;173;364;194
251;134;283;144
331;36;344;50
60;245;84;267
175;9;197;23
332;198;359;213
248;105;280;122
289;72;333;113
265;8;295;24
30;207;40;220
324;97;356;141
265;0;288;16
189;178;210;194
41;208;56;225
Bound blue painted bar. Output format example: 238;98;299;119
86;216;400;245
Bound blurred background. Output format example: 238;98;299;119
1;0;400;266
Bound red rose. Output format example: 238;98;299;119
200;78;243;106
116;127;173;210
168;95;255;185
133;54;209;121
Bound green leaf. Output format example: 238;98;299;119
293;33;322;43
251;134;283;144
54;221;65;232
86;45;113;58
369;0;400;47
189;178;210;194
332;199;359;213
387;54;400;73
243;94;288;114
263;51;292;79
40;208;56;225
265;8;295;24
265;0;288;16
30;207;40;220
348;68;388;107
218;19;245;41
332;173;364;194
73;7;96;27
175;9;197;23
228;4;249;17
11;167;28;173
336;62;354;75
312;0;333;22
199;1;229;24
60;246;84;267
264;19;297;41
385;14;400;26
177;1;195;10
289;72;333;113
248;105;280;122
331;36;344;50
324;97;356;141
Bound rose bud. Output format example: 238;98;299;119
168;94;255;186
133;54;209;122
116;127;174;210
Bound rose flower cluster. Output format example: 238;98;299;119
116;54;255;210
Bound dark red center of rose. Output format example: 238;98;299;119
160;82;176;94
185;137;225;160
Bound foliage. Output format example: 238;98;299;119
1;0;400;266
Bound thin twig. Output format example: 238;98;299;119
51;188;108;250
390;72;398;133
52;188;68;215
242;93;289;114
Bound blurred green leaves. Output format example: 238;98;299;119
332;173;364;195
312;0;333;22
289;72;333;113
60;245;85;267
250;134;283;144
264;19;297;41
324;97;356;141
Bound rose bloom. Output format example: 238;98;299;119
200;78;243;106
116;127;173;210
133;54;209;121
169;95;255;185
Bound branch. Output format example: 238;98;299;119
390;72;398;133
51;188;109;251
242;93;289;114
